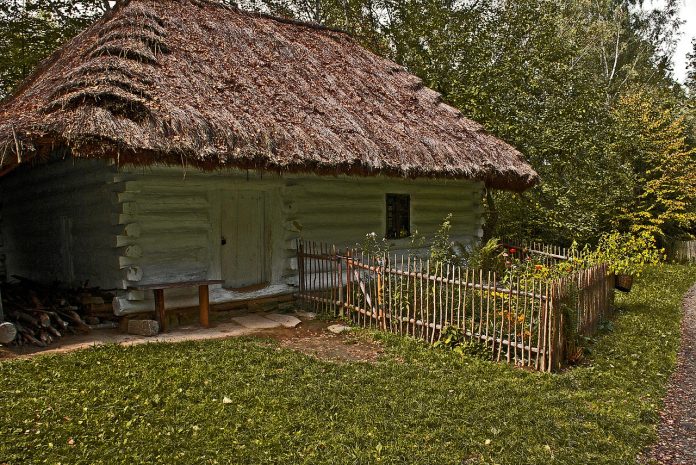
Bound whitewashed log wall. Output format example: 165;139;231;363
1;160;485;315
284;175;483;249
0;159;122;288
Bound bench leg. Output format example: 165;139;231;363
199;284;209;328
154;289;166;332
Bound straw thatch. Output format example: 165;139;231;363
0;0;538;191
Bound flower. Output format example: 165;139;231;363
535;264;544;271
509;247;517;254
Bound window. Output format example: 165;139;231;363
386;194;410;239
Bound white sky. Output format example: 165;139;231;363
647;0;696;83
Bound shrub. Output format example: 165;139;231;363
596;231;665;277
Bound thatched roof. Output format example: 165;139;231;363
0;0;538;191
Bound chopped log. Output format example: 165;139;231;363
0;322;17;344
46;325;61;338
39;330;52;345
31;294;42;308
12;311;39;327
17;328;44;347
49;312;68;330
38;313;51;328
1;277;111;347
56;310;90;333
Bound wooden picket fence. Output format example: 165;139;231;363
297;240;614;372
671;240;696;263
501;240;574;266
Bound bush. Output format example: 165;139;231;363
433;325;493;359
596;231;665;277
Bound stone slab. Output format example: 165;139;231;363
127;319;159;337
231;314;282;330
295;310;317;320
265;313;302;328
327;324;351;334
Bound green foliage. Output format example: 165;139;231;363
359;231;391;257
1;265;694;464
408;229;426;251
429;213;460;266
609;87;696;238
0;0;108;98
596;230;665;277
433;324;492;359
460;237;505;274
687;37;696;95
425;217;505;273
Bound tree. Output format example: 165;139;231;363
610;87;696;238
0;0;108;99
687;37;696;94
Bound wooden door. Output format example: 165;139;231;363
220;191;267;289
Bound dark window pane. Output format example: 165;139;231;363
386;194;410;239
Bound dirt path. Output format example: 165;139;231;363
646;284;696;465
0;318;384;364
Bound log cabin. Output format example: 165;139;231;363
0;0;538;316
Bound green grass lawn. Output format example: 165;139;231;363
1;265;695;465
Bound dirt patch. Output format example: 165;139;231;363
260;320;385;363
0;314;384;363
0;346;15;360
279;332;384;363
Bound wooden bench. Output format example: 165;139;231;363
128;280;224;332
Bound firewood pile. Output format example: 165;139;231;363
0;276;115;347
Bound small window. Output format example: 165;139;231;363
386;194;410;239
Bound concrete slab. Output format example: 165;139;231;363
266;313;302;328
231;314;282;329
6;321;254;359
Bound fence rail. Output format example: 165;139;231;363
297;240;614;372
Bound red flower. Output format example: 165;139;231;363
535;264;543;271
509;248;517;254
